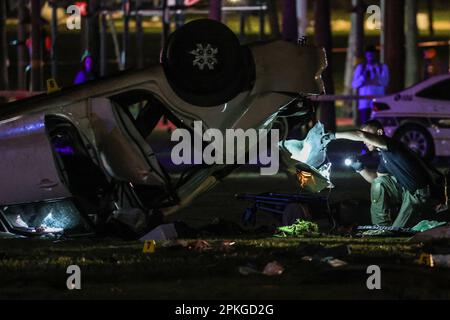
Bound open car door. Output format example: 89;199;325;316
89;97;174;208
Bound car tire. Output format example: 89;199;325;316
162;19;255;107
394;124;435;160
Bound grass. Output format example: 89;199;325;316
1;236;449;299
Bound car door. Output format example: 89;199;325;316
89;97;169;188
0;113;71;205
414;77;450;156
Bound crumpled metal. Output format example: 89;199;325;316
280;121;331;168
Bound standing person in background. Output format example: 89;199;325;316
74;50;96;85
352;45;389;125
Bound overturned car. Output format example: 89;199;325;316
0;19;327;238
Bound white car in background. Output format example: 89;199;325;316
371;74;450;159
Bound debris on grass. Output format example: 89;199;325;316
262;261;284;276
298;244;350;268
302;255;348;268
274;219;319;237
219;240;236;252
188;240;212;252
324;257;348;268
160;239;235;252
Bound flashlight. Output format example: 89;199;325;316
344;158;353;166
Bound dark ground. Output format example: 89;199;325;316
1;236;449;300
1;159;449;299
1;23;450;300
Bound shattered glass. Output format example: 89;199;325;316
2;199;84;233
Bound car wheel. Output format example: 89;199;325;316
162;19;255;107
394;124;434;160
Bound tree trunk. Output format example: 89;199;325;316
355;1;364;59
136;0;144;69
344;0;364;120
380;0;385;63
427;0;434;36
267;0;280;39
208;0;222;22
122;0;130;69
88;0;100;75
405;0;419;87
31;0;43;92
281;0;297;41
161;0;170;49
100;11;107;76
0;0;8;93
50;0;58;79
17;0;27;89
296;0;308;37
384;0;405;93
314;0;335;131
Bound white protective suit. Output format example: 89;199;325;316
352;62;389;110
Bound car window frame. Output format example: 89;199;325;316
415;78;450;101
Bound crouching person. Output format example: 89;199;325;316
324;120;443;228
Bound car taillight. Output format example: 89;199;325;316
372;102;390;111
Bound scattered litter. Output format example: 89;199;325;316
325;258;348;268
274;219;319;237
219;240;236;252
262;261;284;276
160;239;235;253
298;244;350;268
140;223;178;241
188;240;212;252
302;255;348;268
